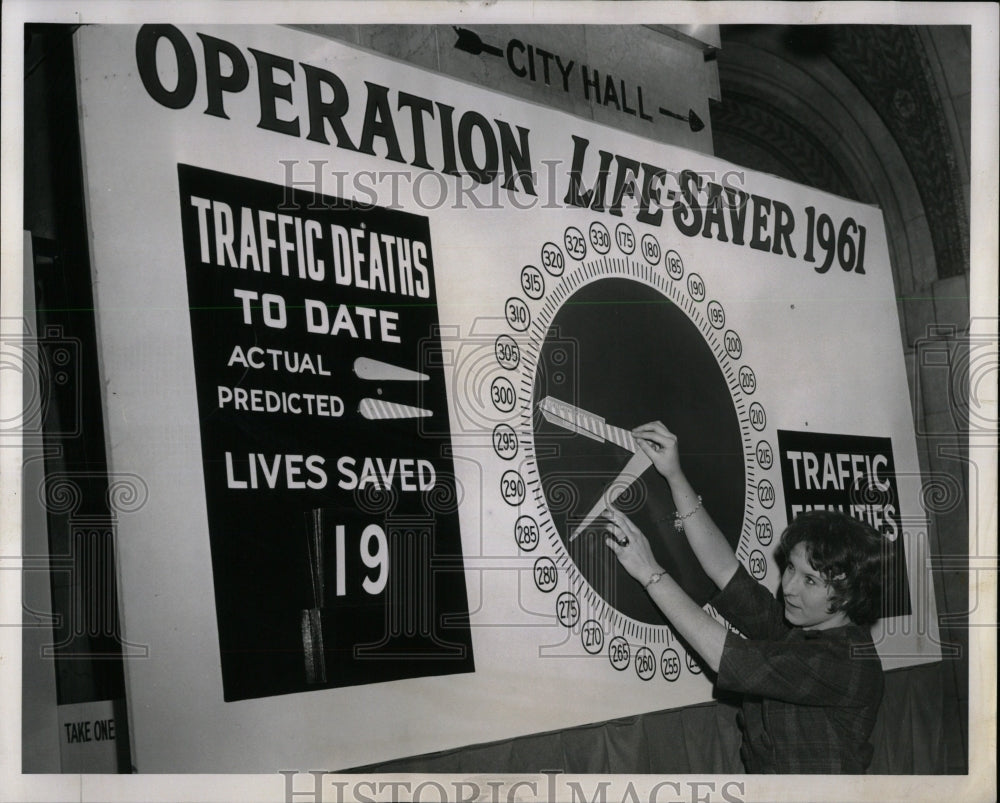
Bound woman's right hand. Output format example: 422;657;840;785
632;421;683;481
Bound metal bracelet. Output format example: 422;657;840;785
673;494;703;532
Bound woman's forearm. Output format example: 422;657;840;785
631;422;739;592
604;507;728;673
663;469;739;591
644;567;727;672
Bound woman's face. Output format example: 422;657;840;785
780;542;849;629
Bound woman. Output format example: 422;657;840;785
604;421;885;773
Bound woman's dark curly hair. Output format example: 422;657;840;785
775;510;886;627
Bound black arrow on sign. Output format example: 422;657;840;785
658;106;705;133
453;26;504;58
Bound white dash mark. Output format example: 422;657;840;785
353;357;428;382
359;398;433;420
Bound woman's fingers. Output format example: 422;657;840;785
603;518;626;544
634;421;672;438
604;509;650;555
603;506;637;535
632;422;676;450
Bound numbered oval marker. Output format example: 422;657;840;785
661;648;681;681
563;226;587;261
664;249;684;280
615;223;635;255
634;646;656;681
755;440;773;470
589;221;611;254
514;515;540;552
686;272;706;302
495;335;521;370
520;265;545;299
685;651;703;675
505;297;530;332
581;619;604;654
755;515;773;546
641;234;661;266
490;376;516;413
533;556;558;592
725;330;744;361
501;469;526;506
757;479;775;510
556;592;581;627
608;635;631;671
748;402;767;432
707;300;726;330
540;242;565;276
493;424;519;460
748;549;768;580
739;365;757;394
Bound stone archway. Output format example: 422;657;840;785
711;25;969;301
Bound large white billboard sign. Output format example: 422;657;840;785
73;24;939;771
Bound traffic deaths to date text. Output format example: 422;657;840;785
232;288;402;343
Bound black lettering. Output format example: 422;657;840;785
620;80;636;116
749;194;773;252
772;200;797;256
724;187;749;246
496;121;535;194
248;48;299;136
590;149;614;213
301;64;357;150
701;182;729;242
398;92;435;169
672;169;703;237
197;33;249;119
563;135;593;209
135;25;196;110
637;86;653;121
581;65;600;101
608;154;641;217
458;111;498;184
556;55;574;92
436;102;460;176
358;82;405;164
636;163;667;226
603;74;620;110
536;48;554;85
507;39;527;78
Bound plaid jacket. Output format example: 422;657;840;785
712;565;884;773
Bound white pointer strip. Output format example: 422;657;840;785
354;357;429;382
537;396;638;453
570;450;652;541
359;398;433;420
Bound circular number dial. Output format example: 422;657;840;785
495;222;776;679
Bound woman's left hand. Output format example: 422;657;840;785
603;506;664;584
